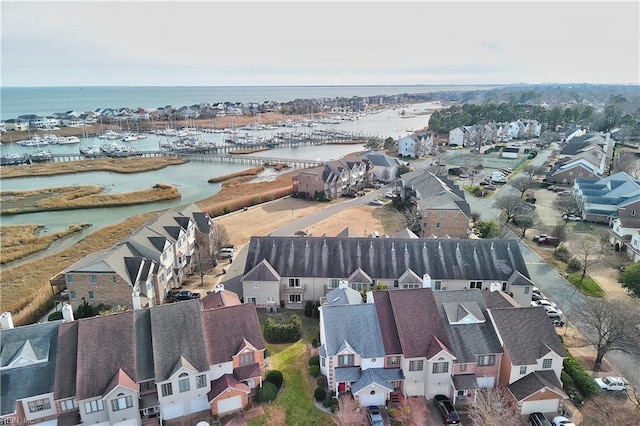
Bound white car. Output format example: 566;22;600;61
552;415;576;426
370;199;384;206
544;307;563;318
385;192;396;199
563;214;582;221
595;376;629;391
535;299;557;309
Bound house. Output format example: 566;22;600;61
366;152;404;182
293;157;369;200
488;307;568;415
449;127;465;147
241;236;535;309
398;133;433;158
131;109;151;121
627;230;640;263
562;126;585;142
50;204;213;310
546;158;601;184
573;172;640;223
400;170;471;238
4;119;30;131
1;298;265;424
608;197;640;261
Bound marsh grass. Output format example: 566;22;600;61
1;184;181;215
207;166;265;183
1;223;92;264
1;213;158;325
0;156;187;179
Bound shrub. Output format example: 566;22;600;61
555;245;571;263
266;370;284;389
316;375;326;388
258;381;279;403
309;365;320;377
47;311;63;321
308;356;320;367
263;315;302;343
563;355;599;399
311;337;318;348
314;387;326;402
567;257;582;272
304;300;314;317
323;397;338;408
471;186;484;197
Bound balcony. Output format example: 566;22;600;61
283;284;305;294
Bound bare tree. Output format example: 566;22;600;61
392;396;428;426
616;152;640;179
333;395;367;426
580;395;640;425
513;211;543;238
467;388;521;426
572;298;640;370
552;195;580;217
493;194;526;223
522;164;546;180
402;204;422;235
552;223;569;254
575;235;603;284
617;366;640;413
508;175;536;198
210;222;230;254
191;243;217;287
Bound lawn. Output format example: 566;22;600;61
250;310;332;426
566;273;606;298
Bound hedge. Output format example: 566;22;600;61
314;387;326;402
308;356;320;367
263;315;302;343
563;355;599;399
259;381;279;403
266;370;284;389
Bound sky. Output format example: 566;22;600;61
1;0;639;87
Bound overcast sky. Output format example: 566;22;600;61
2;1;639;87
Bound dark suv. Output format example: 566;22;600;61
529;412;552;426
434;395;460;424
172;291;201;302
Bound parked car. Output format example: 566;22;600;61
172;291;201;301
370;199;385;206
525;197;537;204
544;307;563;318
547;185;559;191
557;190;572;196
552;318;566;327
385;191;395;199
219;249;234;259
532;234;549;242
594;376;629;392
552;416;576;426
534;299;557;309
434;395;460;424
529;412;552;426
484;184;497;190
366;406;384;426
538;236;560;246
563;214;582;221
531;292;549;302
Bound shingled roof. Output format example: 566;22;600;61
320;304;385;359
243;237;529;283
489;307;567;366
508;370;567;401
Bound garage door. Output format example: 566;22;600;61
113;420;139;426
476;376;495;389
190;397;210;414
162;402;185;420
521;399;559;415
217;395;243;414
358;390;386;407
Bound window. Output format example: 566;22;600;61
111;394;133;411
524;286;530;295
266;297;275;303
432;361;449;374
27;398;51;413
502;282;508;292
90;275;97;284
520;366;527;375
70;290;76;299
84;399;104;414
288;278;300;288
542;358;553;369
321;358;326;367
60;399;78;411
435;222;441;230
402;284;421;289
196;374;207;389
254;282;258;289
478;355;495;366
328;278;340;289
139;380;155;392
161;383;173;397
179;373;190;393
433;280;442;290
409;360;424;371
112;275;117;284
88;291;94;299
351;282;368;291
240;352;255;366
459;363;467;372
245;297;256;305
288;294;301;303
387;356;401;367
66;275;74;285
338;354;354;366
470;281;483;290
440;211;446;218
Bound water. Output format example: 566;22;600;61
0;85;498;120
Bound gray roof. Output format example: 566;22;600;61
433;290;502;363
0;322;59;416
54;321;78;400
321;304;385;358
243;259;281;282
366;152;398;167
508;370;566;401
402;171;471;218
149;300;209;380
490;307;567;366
351;368;396;394
452;374;479;390
134;310;155;381
325;287;362;305
335;366;361;383
394;228;419;239
242;237;529;282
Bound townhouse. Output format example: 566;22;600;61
573;171;640;223
609;197;640;262
0;295;265;425
292;156;369;200
546;132;615;184
241;236;535;309
318;287;566;415
398;133;434;158
448;119;541;147
400;170;471;238
50;204;215;310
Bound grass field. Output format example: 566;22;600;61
1;224;92;264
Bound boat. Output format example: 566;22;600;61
79;145;102;157
121;133;138;142
28;149;53;163
0;152;27;166
57;136;80;144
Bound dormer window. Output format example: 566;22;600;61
338;354;354;366
27;398;51;413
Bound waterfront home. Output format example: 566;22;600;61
398;133;434;158
293;157;369;200
241;236;535;309
4;118;30;131
400;170;471;238
0;298;265;425
366;152;404;182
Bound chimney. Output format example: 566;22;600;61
0;312;14;330
132;291;142;310
422;273;432;288
338;280;348;290
62;303;74;322
214;283;225;293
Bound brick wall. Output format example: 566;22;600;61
420;209;469;238
67;273;133;310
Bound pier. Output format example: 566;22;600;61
172;153;323;168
